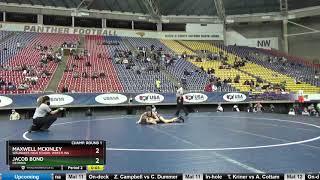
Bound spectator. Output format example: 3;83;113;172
288;108;295;116
269;104;275;113
17;42;21;49
302;107;310;116
247;103;254;112
123;58;129;64
73;71;79;78
61;85;69;93
10;109;20;120
18;82;29;90
184;69;191;76
217;104;224;112
308;104;317;116
205;81;217;92
91;72;99;79
176;85;184;97
250;79;255;87
232;105;240;112
243;80;250;85
155;79;161;92
255;85;262;92
257;77;263;84
99;72;106;78
254;103;263;112
234;75;240;83
85;61;91;67
7;82;16;91
82;72;88;78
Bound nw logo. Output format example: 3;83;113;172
257;40;271;47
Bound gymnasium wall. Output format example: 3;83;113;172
287;16;320;63
227;22;283;51
227;20;320;63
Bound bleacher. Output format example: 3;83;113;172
126;37;173;54
0;30;319;94
215;44;320;93
58;35;123;93
179;41;260;92
160;40;195;55
0;32;79;94
107;36;176;93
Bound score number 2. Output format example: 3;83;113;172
96;148;100;164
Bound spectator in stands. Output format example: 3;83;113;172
61;85;69;93
205;80;217;92
85;61;91;67
181;77;187;88
22;69;27;76
176;84;184;97
7;82;16;91
123;58;129;64
155;79;161;92
99;72;106;78
200;66;204;72
234;75;240;83
255;85;262;92
243;80;250;86
115;57;121;64
73;71;79;79
91;72;99;79
10;109;20;121
18;82;29;90
227;77;232;83
82;72;88;78
17;42;21;49
257;77;263;84
184;69;191;76
55;53;62;62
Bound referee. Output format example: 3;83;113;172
175;87;189;117
28;96;64;132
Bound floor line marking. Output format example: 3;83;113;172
22;115;320;151
148;126;264;173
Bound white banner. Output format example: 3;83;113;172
186;23;223;33
0;22;223;40
226;30;279;50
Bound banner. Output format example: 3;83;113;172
293;93;320;102
0;92;294;109
0;22;223;40
226;30;279;50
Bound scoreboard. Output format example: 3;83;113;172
0;173;319;180
6;140;106;171
3;141;320;180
